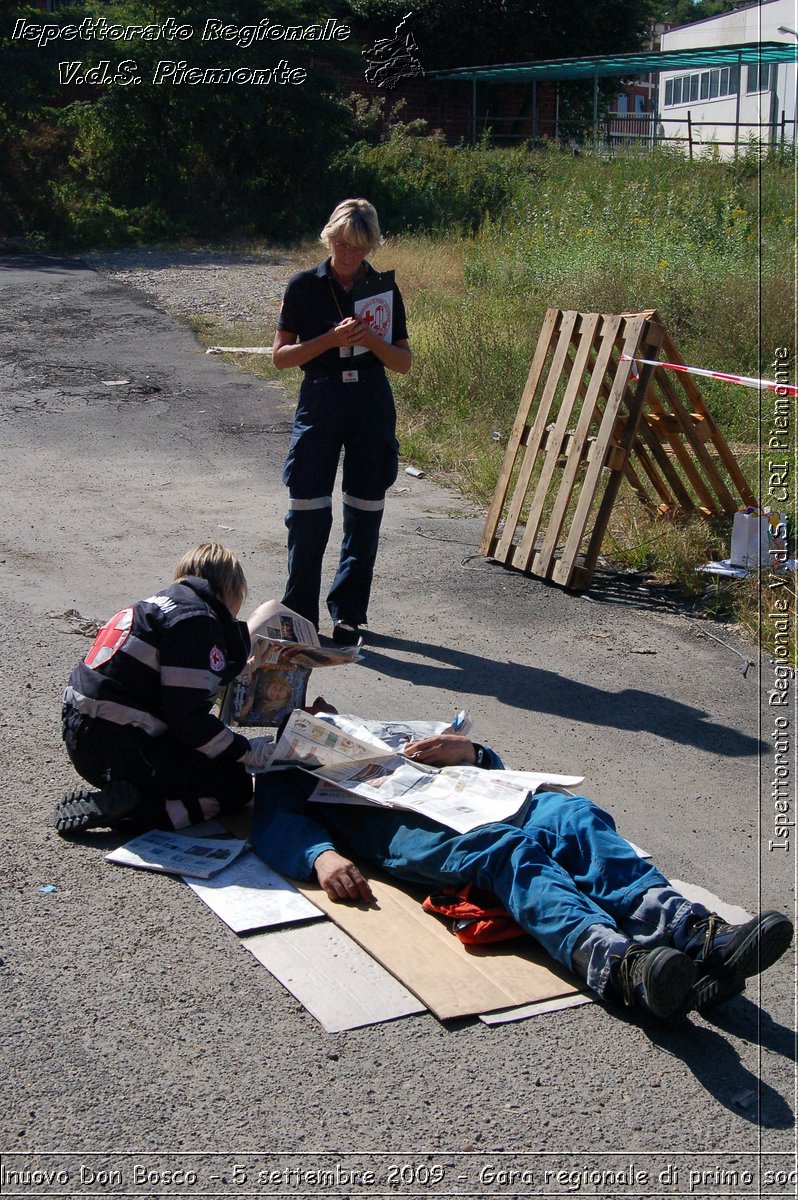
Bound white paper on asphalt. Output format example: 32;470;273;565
185;850;323;933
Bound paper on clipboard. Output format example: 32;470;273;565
351;270;394;357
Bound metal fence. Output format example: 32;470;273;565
479;109;796;156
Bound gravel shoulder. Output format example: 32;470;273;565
1;249;793;1186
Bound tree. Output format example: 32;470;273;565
347;0;658;70
650;0;742;27
1;0;362;242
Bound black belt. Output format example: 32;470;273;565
303;363;386;382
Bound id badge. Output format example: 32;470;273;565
342;369;359;383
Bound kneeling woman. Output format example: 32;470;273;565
57;542;272;834
272;198;412;645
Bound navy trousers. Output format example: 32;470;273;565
281;370;399;629
62;705;252;829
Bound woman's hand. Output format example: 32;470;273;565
337;319;413;374
403;734;477;767
330;316;364;347
314;850;374;903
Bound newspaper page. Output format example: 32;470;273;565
272;710;405;776
226;600;361;727
272;712;583;834
324;714;461;752
185;851;322;932
105;830;248;878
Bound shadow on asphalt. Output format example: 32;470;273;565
0;252;90;273
363;633;762;758
642;997;795;1128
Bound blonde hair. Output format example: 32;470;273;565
320;198;381;253
174;543;247;609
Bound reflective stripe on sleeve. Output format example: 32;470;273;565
197;726;235;758
63;685;168;737
161;665;218;691
119;635;160;670
342;492;385;512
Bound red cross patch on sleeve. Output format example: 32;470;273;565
85;608;134;669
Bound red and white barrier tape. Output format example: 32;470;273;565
620;353;798;397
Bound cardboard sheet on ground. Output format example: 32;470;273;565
244;922;424;1032
223;811;749;1026
293;870;581;1021
226;805;583;1020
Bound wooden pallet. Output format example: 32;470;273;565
479;308;756;591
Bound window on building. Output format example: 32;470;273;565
616;94;629;113
747;63;772;92
664;65;739;106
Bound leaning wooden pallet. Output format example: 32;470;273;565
479;308;757;592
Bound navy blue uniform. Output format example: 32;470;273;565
277;258;408;629
62;577;253;826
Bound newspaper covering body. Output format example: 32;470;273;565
225;600;361;728
270;712;583;835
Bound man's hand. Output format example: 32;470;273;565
403;734;477;767
314;850;374;903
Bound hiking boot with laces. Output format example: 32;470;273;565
681;910;794;1012
613;944;696;1023
53;780;143;835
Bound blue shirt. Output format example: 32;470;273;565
251;744;504;881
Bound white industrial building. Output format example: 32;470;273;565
659;0;798;156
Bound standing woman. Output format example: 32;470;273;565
272;198;412;644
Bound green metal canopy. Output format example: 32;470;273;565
429;41;798;84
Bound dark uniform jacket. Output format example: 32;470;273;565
64;577;251;762
277;257;408;376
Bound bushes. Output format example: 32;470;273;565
331;127;534;235
375;143;794;452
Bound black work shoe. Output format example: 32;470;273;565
615;944;696;1022
332;621;363;646
53;780;143;835
683;911;794;1012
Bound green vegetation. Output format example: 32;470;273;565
194;137;795;654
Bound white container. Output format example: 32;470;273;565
729;511;770;568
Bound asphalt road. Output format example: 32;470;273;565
0;252;794;1199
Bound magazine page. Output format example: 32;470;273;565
225;601;361;727
105;830;248;878
233;664;309;728
250;639;361;670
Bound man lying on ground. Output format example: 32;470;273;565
250;728;792;1024
55;543;274;835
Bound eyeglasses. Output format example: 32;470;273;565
332;241;368;255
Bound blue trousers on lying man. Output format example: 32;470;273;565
251;748;792;1023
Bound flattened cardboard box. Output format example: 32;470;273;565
227;805;582;1021
294;870;581;1021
